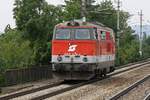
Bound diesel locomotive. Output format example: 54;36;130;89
51;20;116;80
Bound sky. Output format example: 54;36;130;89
0;0;150;33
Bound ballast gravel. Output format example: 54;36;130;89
120;78;150;100
46;64;150;100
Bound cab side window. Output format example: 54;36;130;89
93;29;98;39
101;31;106;40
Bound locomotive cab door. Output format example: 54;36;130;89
97;29;102;62
97;29;103;54
93;28;99;63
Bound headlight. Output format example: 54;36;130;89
83;57;88;62
57;56;62;62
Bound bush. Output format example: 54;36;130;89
0;30;35;70
0;74;5;86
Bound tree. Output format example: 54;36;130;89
145;36;150;45
63;0;82;21
143;36;150;58
88;0;130;34
13;0;63;64
14;0;58;41
0;30;34;69
63;0;130;34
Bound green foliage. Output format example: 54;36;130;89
145;36;150;45
115;26;140;65
13;0;63;64
0;74;5;86
91;0;142;65
63;0;81;20
143;36;150;58
13;0;46;31
89;0;130;34
0;30;34;70
89;1;117;32
118;40;140;64
14;0;59;41
63;0;130;34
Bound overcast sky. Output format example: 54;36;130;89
0;0;150;32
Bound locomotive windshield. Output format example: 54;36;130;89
55;29;71;39
54;28;96;40
75;29;90;39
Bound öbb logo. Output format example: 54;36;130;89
68;45;77;52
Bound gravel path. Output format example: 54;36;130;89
46;64;150;100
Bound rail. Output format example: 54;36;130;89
144;93;150;100
109;75;150;100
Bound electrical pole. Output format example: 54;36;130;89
139;10;143;56
81;0;87;21
116;0;121;65
117;0;120;49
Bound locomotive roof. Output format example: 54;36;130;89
56;20;114;32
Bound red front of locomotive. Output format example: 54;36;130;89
51;21;116;80
51;23;98;80
52;40;97;63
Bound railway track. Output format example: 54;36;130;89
0;60;150;100
144;93;150;100
109;75;150;100
0;81;63;100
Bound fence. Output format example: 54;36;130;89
4;65;52;86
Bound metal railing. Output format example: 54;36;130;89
4;65;52;86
